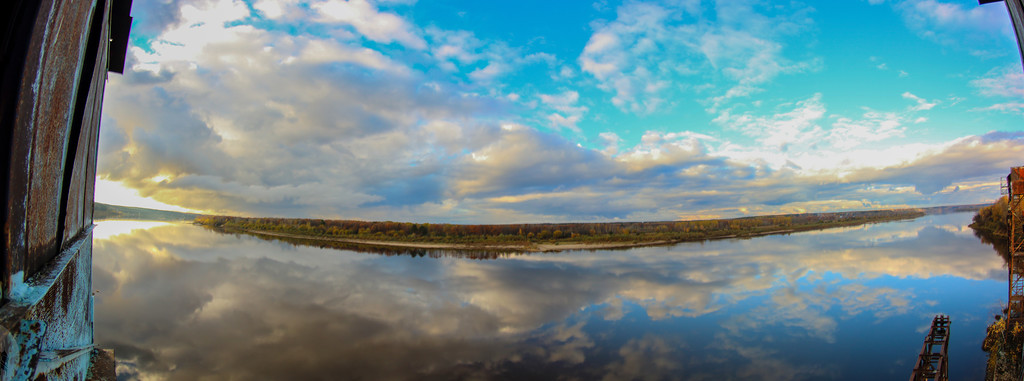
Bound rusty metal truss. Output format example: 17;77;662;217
910;315;951;381
1009;168;1024;325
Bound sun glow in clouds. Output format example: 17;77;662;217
94;179;200;214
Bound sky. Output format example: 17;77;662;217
96;0;1024;223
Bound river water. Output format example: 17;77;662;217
94;212;1005;380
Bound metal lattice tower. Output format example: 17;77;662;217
910;315;951;381
1009;168;1024;324
980;0;1024;325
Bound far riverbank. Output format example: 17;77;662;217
194;206;982;253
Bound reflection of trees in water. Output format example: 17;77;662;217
975;228;1010;265
972;219;1024;381
200;225;646;259
202;225;528;259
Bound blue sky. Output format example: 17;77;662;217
96;0;1024;223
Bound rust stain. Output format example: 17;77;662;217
1;0;125;378
25;0;95;278
84;349;114;381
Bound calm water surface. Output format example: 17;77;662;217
94;213;1005;380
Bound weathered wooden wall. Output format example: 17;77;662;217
0;0;128;379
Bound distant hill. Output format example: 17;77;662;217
94;203;199;222
919;203;988;215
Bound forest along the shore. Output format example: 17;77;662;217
971;197;1024;381
195;208;954;254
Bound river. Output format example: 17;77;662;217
93;212;1004;380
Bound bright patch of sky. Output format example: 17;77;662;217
97;0;1024;222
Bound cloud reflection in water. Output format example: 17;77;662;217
94;213;1004;380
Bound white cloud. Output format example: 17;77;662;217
100;0;1024;223
971;66;1024;97
312;0;426;49
296;39;410;75
540;91;585;114
427;28;555;84
902;92;937;111
599;132;622;155
972;102;1024;114
546;114;582;133
578;2;689;114
132;0;256;71
103;0;505;217
578;1;817;114
579;32;622;80
254;0;302;19
539;91;588;132
828;111;905;150
714;94;826;151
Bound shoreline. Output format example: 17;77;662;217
196;207;947;254
236;227;802;252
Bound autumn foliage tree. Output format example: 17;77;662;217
195;209;925;247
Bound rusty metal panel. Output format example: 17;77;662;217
1011;167;1024;196
63;0;109;245
2;0;44;299
81;55;108;228
0;0;117;378
19;0;98;278
0;0;124;378
28;237;93;379
82;101;100;227
1012;166;1024;182
86;349;115;381
0;230;94;380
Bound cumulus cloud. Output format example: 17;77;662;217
843;132;1024;194
713;94;826;151
539;90;587;132
102;0;503;217
426;27;555;84
312;0;426;49
452;125;613;198
98;0;1023;223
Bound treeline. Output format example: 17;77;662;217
969;197;1022;265
195;209;925;248
971;197;1010;238
94;203;199;221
